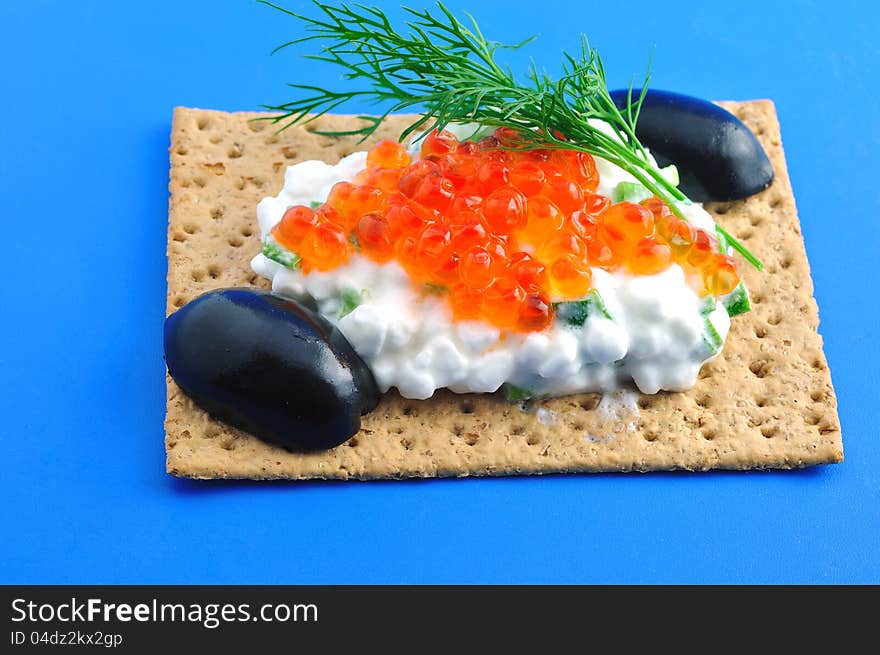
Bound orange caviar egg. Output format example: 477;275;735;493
415;223;453;273
545;176;584;215
450;283;483;319
518;292;553;331
398;159;440;197
482;278;525;328
548;255;593;299
366;139;411;169
482;186;527;233
279;128;742;332
509;252;548;291
521;195;564;244
357;213;394;262
411;175;455;212
628;237;673;275
459;245;496;290
300;221;352;271
655;215;694;260
599;202;654;257
357;167;404;194
703;253;739;296
686;229;718;268
421;129;459;158
537;231;587;263
508;160;546;196
327;182;386;230
272;205;318;250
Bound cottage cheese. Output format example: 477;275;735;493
251;129;731;399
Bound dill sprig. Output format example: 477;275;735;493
259;0;761;269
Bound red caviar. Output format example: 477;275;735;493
272;129;741;329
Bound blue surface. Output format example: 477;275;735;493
2;0;877;584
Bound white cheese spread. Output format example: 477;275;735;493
251;131;731;399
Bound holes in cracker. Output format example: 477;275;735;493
780;255;793;270
402;405;416;416
769;196;784;210
643;428;659;442
810;389;827;403
569;420;586;431
817;422;838;435
462;432;479;446
175;146;189;156
400;437;413;450
248;120;267;133
754;325;767;339
767;313;782;326
755;395;769;408
240;225;254;237
210;206;225;221
511;424;525;436
749;360;771;378
208;265;221;279
191;269;205;283
637;396;653;410
209;135;222;145
459;399;474;414
579;394;601;411
264;134;280;145
526;434;540;446
282;146;299;160
805;412;821;426
749;213;764;227
172;295;187;308
172;231;187;243
203;163;225;176
712;204;730;216
760;425;778;439
347;437;359;448
811;357;826;371
701;427;717;441
183;223;198;235
228;236;244;248
695;394;712;409
196;116;210;131
193;176;207;188
228;143;244;158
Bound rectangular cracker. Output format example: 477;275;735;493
165;101;842;479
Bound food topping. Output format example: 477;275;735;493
271;128;739;331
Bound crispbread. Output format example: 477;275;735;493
165;102;842;479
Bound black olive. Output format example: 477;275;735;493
609;89;774;202
164;289;379;451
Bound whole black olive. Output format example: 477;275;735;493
609;89;774;202
164;288;379;450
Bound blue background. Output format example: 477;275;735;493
2;0;877;584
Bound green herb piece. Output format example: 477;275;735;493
505;383;535;403
423;282;448;295
554;290;613;327
701;318;724;356
661;164;679;187
611;181;652;204
721;282;751;317
263;239;301;269
339;288;362;318
309;200;322;209
699;295;717;317
259;0;762;269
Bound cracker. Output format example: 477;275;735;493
165;102;842;479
